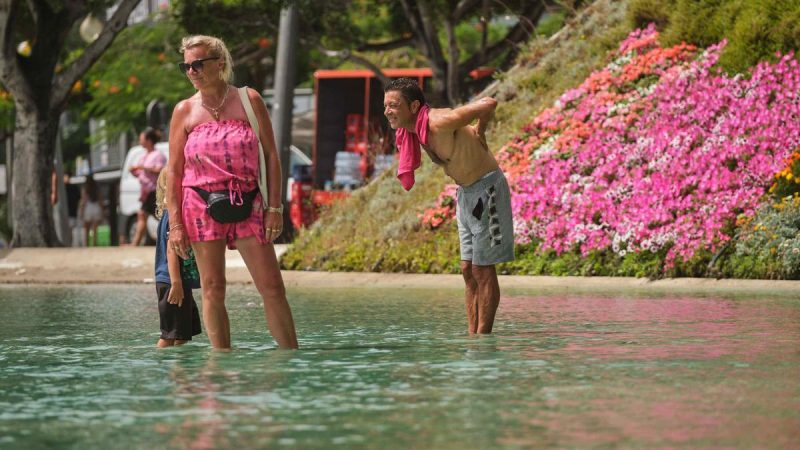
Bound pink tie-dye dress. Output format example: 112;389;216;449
181;119;266;248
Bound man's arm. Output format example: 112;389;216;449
430;97;497;134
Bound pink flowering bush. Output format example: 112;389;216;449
419;184;459;229
491;24;800;267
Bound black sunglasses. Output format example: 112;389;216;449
178;57;220;74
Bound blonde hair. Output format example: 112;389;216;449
180;35;234;83
155;170;168;219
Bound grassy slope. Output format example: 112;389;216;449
281;0;632;273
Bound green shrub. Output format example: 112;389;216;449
500;244;669;278
0;197;11;243
732;197;800;279
630;0;800;74
628;0;672;30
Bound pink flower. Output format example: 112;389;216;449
432;25;800;270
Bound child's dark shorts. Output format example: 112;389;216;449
156;282;201;340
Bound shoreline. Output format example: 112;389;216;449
0;247;796;296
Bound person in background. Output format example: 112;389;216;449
63;169;81;247
166;35;297;349
50;169;58;207
383;78;514;334
154;170;202;348
78;174;104;247
130;127;166;246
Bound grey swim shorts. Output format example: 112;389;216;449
456;169;515;266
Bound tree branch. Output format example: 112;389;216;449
416;0;447;69
458;0;545;78
453;0;481;21
356;36;415;53
232;44;272;67
50;0;140;111
0;0;33;101
396;0;431;59
320;47;391;87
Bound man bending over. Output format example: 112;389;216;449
383;78;514;334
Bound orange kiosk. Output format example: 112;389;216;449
290;68;434;229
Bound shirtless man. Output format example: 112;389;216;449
383;78;514;334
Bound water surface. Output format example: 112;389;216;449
0;284;798;449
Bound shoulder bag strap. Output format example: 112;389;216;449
238;86;269;208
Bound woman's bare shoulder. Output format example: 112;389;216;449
172;95;205;133
173;95;200;115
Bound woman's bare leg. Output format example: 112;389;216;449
91;222;99;247
131;210;147;246
236;237;298;349
192;240;231;349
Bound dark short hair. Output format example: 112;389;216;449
385;78;426;107
142;127;162;144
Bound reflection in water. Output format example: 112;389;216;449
0;285;797;448
159;353;233;450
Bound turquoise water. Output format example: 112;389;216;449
0;284;798;449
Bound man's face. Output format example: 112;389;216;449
384;91;417;130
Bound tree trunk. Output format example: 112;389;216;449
444;16;460;106
0;0;140;247
11;97;59;246
399;0;449;105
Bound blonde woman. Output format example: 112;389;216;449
166;35;297;349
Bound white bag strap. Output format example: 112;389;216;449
238;86;269;208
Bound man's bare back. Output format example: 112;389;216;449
423;107;499;186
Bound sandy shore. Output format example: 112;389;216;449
0;246;796;295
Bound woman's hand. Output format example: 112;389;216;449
168;223;190;260
264;209;283;243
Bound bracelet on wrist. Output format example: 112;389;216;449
169;223;184;231
266;205;283;214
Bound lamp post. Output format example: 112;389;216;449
271;2;299;241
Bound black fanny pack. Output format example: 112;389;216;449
191;187;259;223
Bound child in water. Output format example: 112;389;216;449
154;170;202;347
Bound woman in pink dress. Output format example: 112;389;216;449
166;35;298;349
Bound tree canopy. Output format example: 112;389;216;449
173;0;563;105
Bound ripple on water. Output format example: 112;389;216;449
0;285;798;449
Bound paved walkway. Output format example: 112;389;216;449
0;247;796;295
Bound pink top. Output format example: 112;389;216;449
182;120;260;192
136;150;166;194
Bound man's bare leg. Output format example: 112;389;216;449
472;265;500;334
461;260;479;334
